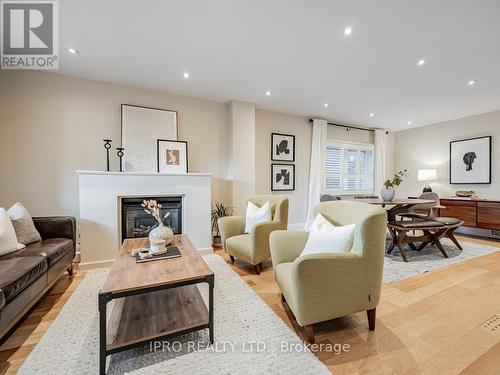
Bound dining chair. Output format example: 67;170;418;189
320;194;342;202
399;192;441;220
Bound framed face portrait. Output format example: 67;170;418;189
157;139;188;173
450;136;491;184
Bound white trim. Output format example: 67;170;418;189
76;170;211;177
78;259;115;270
456;226;500;239
198;247;214;255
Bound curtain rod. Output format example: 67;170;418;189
309;119;388;134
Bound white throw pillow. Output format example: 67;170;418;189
244;201;271;233
301;213;355;256
0;207;25;256
8;202;41;245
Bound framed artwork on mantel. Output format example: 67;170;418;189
121;104;178;172
450;136;491;184
157;139;188;173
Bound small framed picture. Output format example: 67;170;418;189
450;136;491;184
271;164;295;191
271;133;295;162
157;139;188;173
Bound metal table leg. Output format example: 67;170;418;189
98;292;111;375
207;275;214;344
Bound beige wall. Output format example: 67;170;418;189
394;110;499;199
0;70;397;228
229;101;256;214
254;112;395;224
255;109;311;224
0;71;231;217
327;126;374;144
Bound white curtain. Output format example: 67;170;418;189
306;119;328;228
374;129;387;197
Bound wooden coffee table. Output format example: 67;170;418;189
98;235;214;374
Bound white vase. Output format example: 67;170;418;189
380;188;395;202
148;223;174;253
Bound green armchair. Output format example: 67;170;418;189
270;201;387;343
218;195;288;274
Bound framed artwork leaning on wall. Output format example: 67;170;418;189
157;139;188;173
121;104;178;172
450;136;491;184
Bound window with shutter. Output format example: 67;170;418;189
324;141;374;195
325;145;341;189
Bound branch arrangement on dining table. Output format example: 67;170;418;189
384;169;409;189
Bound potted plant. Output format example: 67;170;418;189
381;169;408;201
211;203;233;248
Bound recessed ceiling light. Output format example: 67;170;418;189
344;27;352;36
67;48;78;54
266;91;271;96
467;80;475;86
183;72;190;78
417;59;426;66
324;103;329;107
407;121;412;125
369;113;374;117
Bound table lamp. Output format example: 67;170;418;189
417;169;437;192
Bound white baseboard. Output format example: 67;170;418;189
78;259;115;270
288;222;306;230
456;226;500;240
198;247;214;255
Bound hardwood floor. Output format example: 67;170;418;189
1;235;499;374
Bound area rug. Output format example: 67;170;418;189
383;238;499;283
18;255;330;375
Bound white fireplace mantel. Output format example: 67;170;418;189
77;170;212;267
77;170;212;177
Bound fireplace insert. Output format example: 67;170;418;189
120;196;182;242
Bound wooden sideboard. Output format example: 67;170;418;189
440;199;478;227
411;197;500;230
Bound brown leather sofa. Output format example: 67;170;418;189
0;216;76;341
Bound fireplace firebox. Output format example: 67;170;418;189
120;196;182;242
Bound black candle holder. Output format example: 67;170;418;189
103;139;112;171
116;148;125;172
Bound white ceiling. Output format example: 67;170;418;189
57;0;500;131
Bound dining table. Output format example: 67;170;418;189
352;198;436;222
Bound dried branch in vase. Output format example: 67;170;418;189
141;199;170;225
